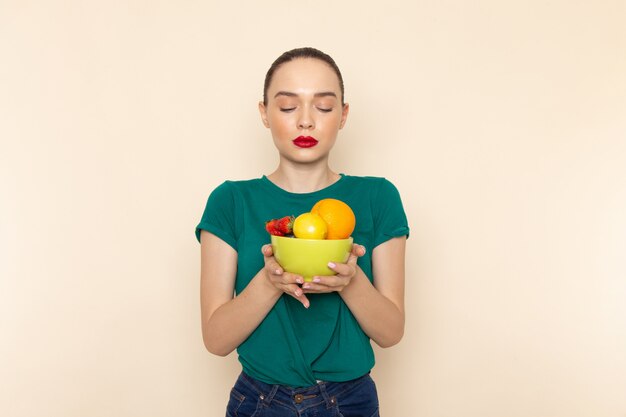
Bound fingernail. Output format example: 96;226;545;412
295;289;302;297
303;301;310;309
296;277;304;284
313;277;321;283
303;283;311;289
328;262;336;268
275;269;282;274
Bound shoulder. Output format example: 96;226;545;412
201;178;266;213
207;178;264;197
342;175;406;218
342;175;401;195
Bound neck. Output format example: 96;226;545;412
267;162;340;193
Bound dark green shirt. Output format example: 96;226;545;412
195;174;409;387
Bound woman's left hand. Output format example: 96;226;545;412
301;244;366;293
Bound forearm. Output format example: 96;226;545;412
202;270;282;356
339;267;405;348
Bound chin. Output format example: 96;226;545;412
281;152;329;165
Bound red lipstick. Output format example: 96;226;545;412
293;136;318;148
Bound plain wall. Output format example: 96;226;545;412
1;1;625;416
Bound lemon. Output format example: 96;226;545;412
293;212;328;239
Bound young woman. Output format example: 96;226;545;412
196;47;409;417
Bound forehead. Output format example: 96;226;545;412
268;58;341;96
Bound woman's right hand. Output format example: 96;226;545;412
261;244;309;309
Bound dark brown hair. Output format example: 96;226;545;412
263;47;345;106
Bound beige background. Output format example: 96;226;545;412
1;1;625;416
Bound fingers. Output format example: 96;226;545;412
302;257;362;293
262;244;282;275
262;244;275;260
266;266;304;290
261;245;309;308
279;278;309;308
289;284;310;309
300;244;367;294
351;244;366;257
347;244;366;264
266;261;283;276
261;243;274;256
302;274;349;292
309;243;365;283
269;271;310;308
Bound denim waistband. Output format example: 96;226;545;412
236;371;372;409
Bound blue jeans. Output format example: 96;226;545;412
226;371;380;417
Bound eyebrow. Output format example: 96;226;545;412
274;91;337;99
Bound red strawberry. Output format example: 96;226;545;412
265;215;295;236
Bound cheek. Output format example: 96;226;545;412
268;116;292;139
320;115;343;132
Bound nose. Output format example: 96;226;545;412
297;108;314;130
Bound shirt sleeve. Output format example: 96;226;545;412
372;178;410;248
195;181;238;250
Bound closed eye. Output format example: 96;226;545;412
317;107;332;113
280;107;296;112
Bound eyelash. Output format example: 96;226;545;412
279;107;333;113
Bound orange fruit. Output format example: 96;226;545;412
293;212;328;239
310;198;355;239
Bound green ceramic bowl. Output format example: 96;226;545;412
271;235;353;282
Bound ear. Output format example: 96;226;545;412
258;101;270;128
339;103;350;129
